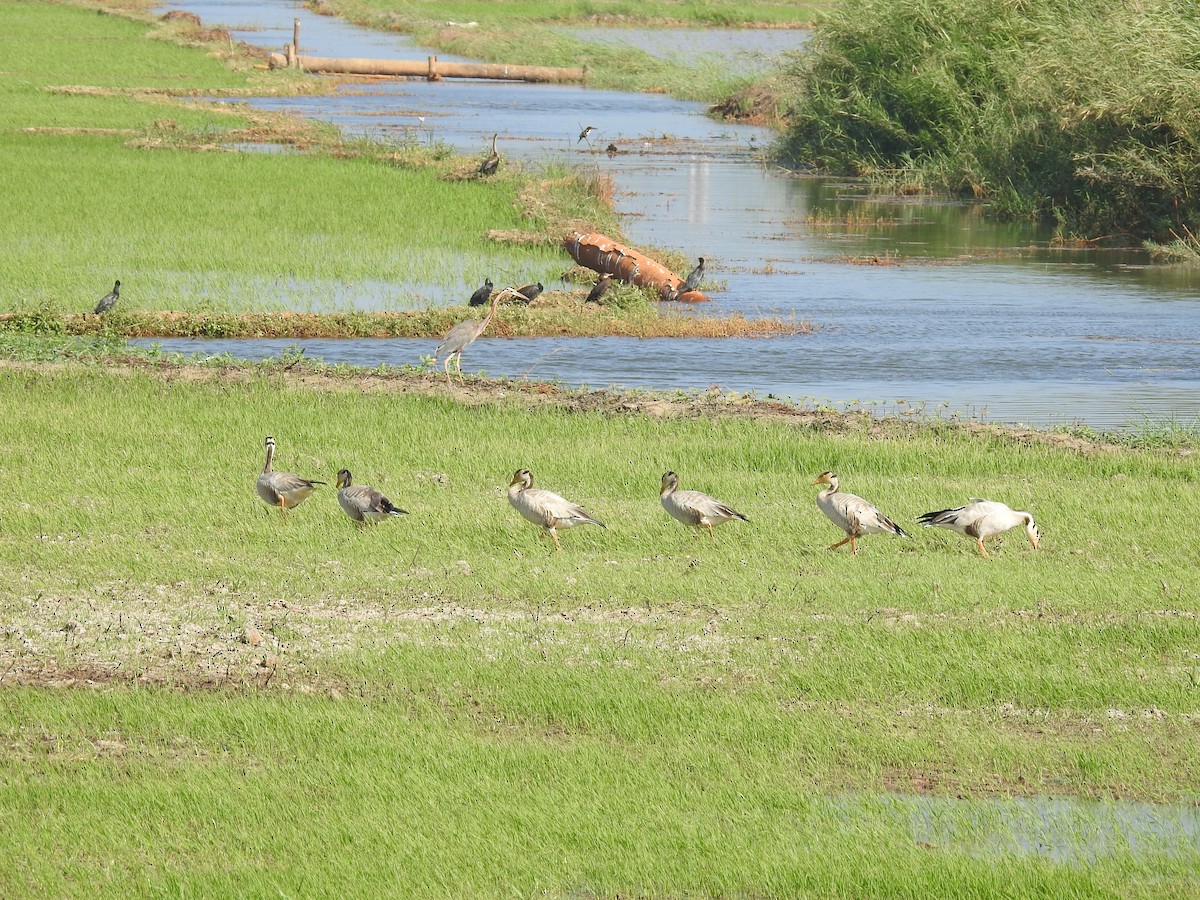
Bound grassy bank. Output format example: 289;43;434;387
2;362;1198;895
775;0;1200;247
0;0;620;315
0;303;813;339
317;0;828;101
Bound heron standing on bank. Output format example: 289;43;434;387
434;288;511;384
479;134;500;176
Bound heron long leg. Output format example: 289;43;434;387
550;527;562;551
850;536;859;556
454;354;465;382
705;523;715;543
976;538;989;558
827;537;852;551
443;355;453;387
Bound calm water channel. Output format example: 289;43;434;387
150;0;1200;431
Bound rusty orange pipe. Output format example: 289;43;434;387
562;231;708;302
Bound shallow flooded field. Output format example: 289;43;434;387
158;0;1200;430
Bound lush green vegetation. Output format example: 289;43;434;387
0;0;617;315
321;0;827;101
1;362;1198;895
776;0;1200;247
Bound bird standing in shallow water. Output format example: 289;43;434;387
94;280;120;314
917;499;1040;557
468;278;493;307
659;471;748;541
479;133;500;176
585;273;613;304
256;436;325;513
507;468;605;551
812;471;908;555
336;469;408;525
678;257;705;295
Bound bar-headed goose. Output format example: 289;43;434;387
812;471;908;555
659;471;748;541
336;469;408;525
917;499;1040;557
256;436;325;512
507;469;604;550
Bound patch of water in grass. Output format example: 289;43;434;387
870;793;1200;864
558;27;812;75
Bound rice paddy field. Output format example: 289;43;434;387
1;357;1199;896
3;1;1200;896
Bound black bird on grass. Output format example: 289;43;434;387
468;278;494;307
679;257;705;294
585;274;613;305
94;279;120;314
479;134;500;176
515;282;543;303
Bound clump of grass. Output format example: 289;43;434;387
776;0;1200;244
1145;226;1200;263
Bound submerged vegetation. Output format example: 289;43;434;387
776;0;1200;248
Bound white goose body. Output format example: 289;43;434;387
336;469;408;524
812;471;908;554
917;499;1039;557
659;471;747;540
507;469;604;550
256;436;325;511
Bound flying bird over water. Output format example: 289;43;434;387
659;471;748;541
507;468;605;551
256;436;325;513
94;279;120;314
812;471;908;555
336;469;409;525
917;499;1040;558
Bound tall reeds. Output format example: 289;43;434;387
778;0;1200;246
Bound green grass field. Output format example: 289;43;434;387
1;361;1198;896
0;0;617;315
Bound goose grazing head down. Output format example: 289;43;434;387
336;468;409;525
507;468;604;551
917;499;1040;558
812;471;908;555
256;436;325;513
659;470;748;542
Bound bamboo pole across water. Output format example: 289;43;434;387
562;231;709;302
269;52;586;83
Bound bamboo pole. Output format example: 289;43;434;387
562;231;709;302
268;53;585;83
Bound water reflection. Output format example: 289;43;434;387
158;0;1200;429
